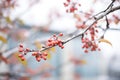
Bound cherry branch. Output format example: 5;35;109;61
26;5;120;53
63;5;120;43
68;0;116;38
17;1;120;62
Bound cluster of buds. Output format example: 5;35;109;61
18;44;30;54
63;0;81;13
88;24;98;41
81;38;100;53
18;44;30;61
89;27;96;41
18;44;48;62
18;33;64;62
32;52;48;62
18;54;26;61
46;33;64;49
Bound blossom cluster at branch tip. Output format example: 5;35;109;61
18;33;64;62
81;38;101;53
18;44;48;62
63;0;81;13
46;33;64;49
32;52;48;62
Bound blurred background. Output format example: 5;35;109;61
0;0;120;80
